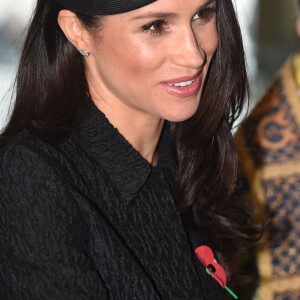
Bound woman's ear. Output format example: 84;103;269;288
57;10;92;52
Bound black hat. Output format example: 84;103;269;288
56;0;157;15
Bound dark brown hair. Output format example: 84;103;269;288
171;0;259;276
0;0;259;278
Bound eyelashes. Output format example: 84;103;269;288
142;19;169;36
193;6;217;24
141;5;217;36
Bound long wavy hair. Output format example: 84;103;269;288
171;0;259;276
0;0;259;277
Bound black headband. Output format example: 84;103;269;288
56;0;157;15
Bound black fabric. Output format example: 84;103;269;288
56;0;157;15
0;101;225;299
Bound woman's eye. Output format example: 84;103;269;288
142;20;168;35
193;7;216;24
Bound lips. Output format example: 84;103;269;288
161;71;202;98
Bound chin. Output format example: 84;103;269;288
163;108;198;123
162;96;201;122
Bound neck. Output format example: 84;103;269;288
92;98;164;165
86;64;165;165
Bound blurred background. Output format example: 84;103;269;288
0;0;300;130
0;0;35;129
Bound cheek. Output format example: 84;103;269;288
196;25;218;57
102;31;162;78
209;32;219;54
205;37;218;57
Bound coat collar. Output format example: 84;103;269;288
79;100;176;204
73;101;217;298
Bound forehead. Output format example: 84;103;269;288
126;0;216;18
57;0;157;15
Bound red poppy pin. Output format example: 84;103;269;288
195;246;238;299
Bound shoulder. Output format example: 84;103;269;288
1;131;64;179
0;130;90;242
0;129;102;208
0;128;107;208
0;130;80;206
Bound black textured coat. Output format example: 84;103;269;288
0;103;224;299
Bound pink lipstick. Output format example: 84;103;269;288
161;71;202;98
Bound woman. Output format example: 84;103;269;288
0;0;256;299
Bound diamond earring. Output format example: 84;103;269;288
79;50;90;57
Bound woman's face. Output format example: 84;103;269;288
86;0;218;123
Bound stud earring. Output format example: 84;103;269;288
79;50;90;57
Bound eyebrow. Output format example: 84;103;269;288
130;12;176;20
130;0;216;20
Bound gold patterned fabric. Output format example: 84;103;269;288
235;53;300;299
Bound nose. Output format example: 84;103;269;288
171;27;206;69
